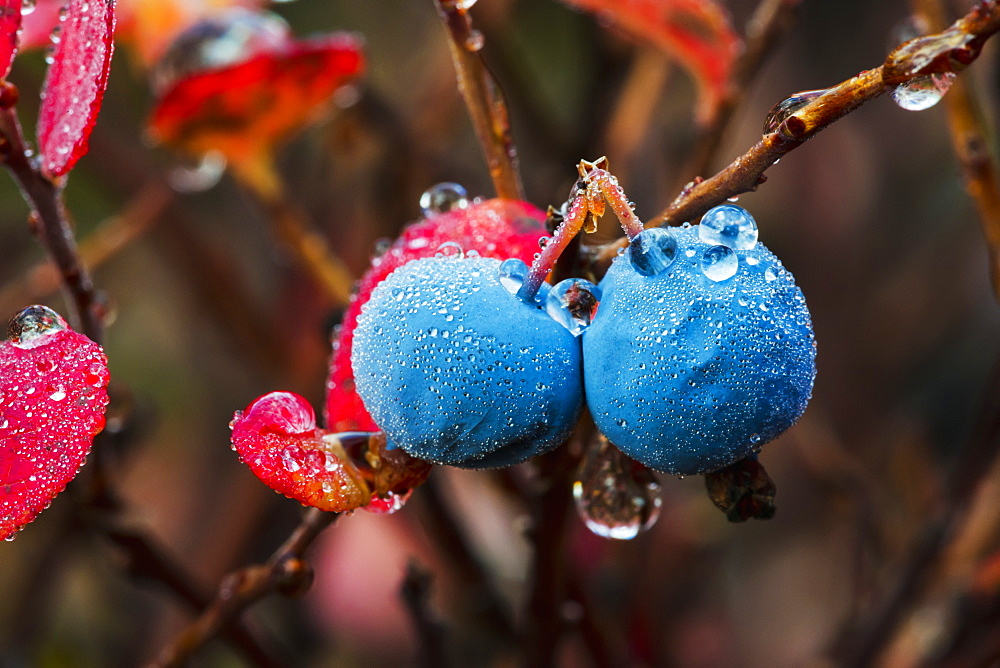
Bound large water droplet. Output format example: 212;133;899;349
698;204;758;250
700;245;738;282
151;9;292;94
572;435;662;540
168;151;227;192
7;305;67;348
21;0;36;16
762;89;826;134
628;227;678;276
498;258;529;294
419;182;469;217
435;241;464;259
545;278;600;336
890;73;956;111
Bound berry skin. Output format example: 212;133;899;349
351;255;583;468
583;222;815;476
325;198;547;433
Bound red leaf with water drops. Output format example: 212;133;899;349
559;0;740;122
0;1;21;79
1;306;110;541
231;392;372;513
325;196;548;433
17;0;60;50
36;0;116;178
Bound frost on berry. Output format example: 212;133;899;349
230;391;372;513
147;10;364;164
325;198;548;433
1;305;110;541
36;0;116;178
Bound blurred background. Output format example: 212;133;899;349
2;0;1000;666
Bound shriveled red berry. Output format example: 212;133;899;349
1;305;110;541
230;391;371;513
324;197;548;432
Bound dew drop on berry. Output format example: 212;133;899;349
498;258;529;294
698;204;758;250
7;305;68;348
545;278;600;337
628;227;678;277
890;73;955;111
572;435;662;540
21;0;36;15
419;182;470;218
700;245;738;282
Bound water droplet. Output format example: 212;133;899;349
762;89;827;134
168;151;227;192
419;182;469;217
435;241;464;259
698;204;758;250
890;73;956;111
498;258;529;294
572;435;662;540
700;246;738;282
764;268;777;282
455;0;478;8
21;0;36;15
464;29;485;52
628;227;678;277
49;387;66;401
151;9;292;95
545;278;601;336
7;305;67;348
364;489;413;514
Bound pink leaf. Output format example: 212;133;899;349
37;0;116;177
0;1;21;78
1;306;110;541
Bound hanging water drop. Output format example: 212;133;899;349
7;305;67;348
700;246;738;282
419;182;470;217
545;278;600;336
168;151;227;192
464;29;485;52
498;258;529;294
698;204;758;250
21;0;36;15
628;227;678;277
763;89;827;134
889;73;956;111
572;435;662;540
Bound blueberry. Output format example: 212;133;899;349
583;225;815;475
351;255;583;468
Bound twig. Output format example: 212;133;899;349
832;352;1000;666
682;0;803;179
151;508;339;667
433;0;524;201
592;0;1000;264
400;561;451;668
0;103;104;343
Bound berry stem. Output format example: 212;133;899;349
516;186;590;302
585;165;644;240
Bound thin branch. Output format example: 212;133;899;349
400;561;451;668
592;0;1000;264
151;508;339;667
433;0;524;200
0;102;104;343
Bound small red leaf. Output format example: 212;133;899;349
1;306;110;541
560;0;741;121
324;198;548;433
0;1;21;79
37;0;116;177
231;392;372;513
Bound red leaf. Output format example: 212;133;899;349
560;0;740;121
37;0;116;177
230;392;372;513
148;27;364;163
0;1;21;78
324;198;548;433
1;306;110;541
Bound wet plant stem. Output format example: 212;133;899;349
433;0;524;201
231;155;355;307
